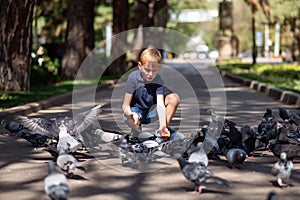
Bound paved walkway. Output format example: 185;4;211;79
0;59;299;200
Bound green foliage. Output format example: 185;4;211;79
30;48;61;86
0;77;119;110
216;61;300;93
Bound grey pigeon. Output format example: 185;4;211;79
17;116;59;138
44;160;69;200
176;154;229;193
188;142;209;167
267;191;278;200
271;152;294;187
1;119;26;136
224;148;247;169
56;151;86;177
17;103;104;139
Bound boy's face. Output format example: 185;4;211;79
138;62;160;82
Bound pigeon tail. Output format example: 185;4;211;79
203;176;229;187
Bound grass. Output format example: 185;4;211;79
0;75;121;111
216;61;300;94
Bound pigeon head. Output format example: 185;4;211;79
0;119;6;126
280;152;287;160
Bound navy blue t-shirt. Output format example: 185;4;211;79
124;70;164;111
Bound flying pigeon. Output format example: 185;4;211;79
271;152;294;187
56;151;86;177
44;160;69;200
175;154;229;193
17;103;104;139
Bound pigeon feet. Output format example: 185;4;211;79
188;186;206;194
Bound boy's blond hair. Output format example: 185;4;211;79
139;48;162;65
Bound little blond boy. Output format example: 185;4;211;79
122;48;180;139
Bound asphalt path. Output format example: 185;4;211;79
0;59;299;200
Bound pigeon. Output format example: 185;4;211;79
56;151;86;177
240;124;257;156
57;124;82;153
17;103;104;139
223;148;247;169
44;160;69;200
0;119;26;136
263;108;276;122
268;141;300;160
278;108;292;122
224;119;243;148
271;152;294;187
17;116;60;138
207;109;224;123
175;154;229;193
188;142;209;167
20;132;48;148
267;191;278;200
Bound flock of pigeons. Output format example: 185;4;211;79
1;104;300;199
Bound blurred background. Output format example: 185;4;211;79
0;0;299;92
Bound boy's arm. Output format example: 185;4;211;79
122;93;140;128
122;93;133;115
157;94;170;138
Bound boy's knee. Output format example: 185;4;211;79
166;93;180;106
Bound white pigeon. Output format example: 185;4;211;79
56;151;86;176
57;125;82;153
271;152;294;187
44;160;69;200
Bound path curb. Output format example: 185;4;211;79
0;80;115;119
221;71;300;108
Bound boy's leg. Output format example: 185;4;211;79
165;93;180;126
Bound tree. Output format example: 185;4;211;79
106;0;129;75
126;0;169;70
244;0;271;65
61;0;95;80
0;0;35;91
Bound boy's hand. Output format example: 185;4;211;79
160;126;170;139
124;110;140;128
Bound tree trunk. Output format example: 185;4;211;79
127;0;168;69
251;11;257;65
106;0;129;75
0;0;35;91
62;0;95;80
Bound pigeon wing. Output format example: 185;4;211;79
17;116;58;138
74;104;104;133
